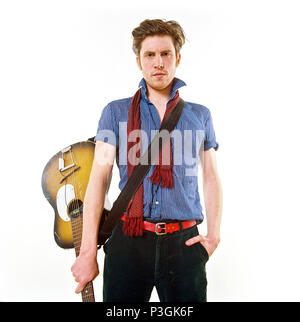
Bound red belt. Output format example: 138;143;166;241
121;214;196;235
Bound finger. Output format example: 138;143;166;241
186;234;207;246
185;236;201;246
72;270;80;281
75;281;86;294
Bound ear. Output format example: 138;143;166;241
136;55;142;70
176;53;181;67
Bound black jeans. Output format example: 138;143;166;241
103;220;209;302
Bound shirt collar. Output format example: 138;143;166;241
138;77;186;103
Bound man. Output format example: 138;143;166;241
71;19;222;302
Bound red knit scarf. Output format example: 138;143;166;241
122;87;180;237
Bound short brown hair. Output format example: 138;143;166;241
132;19;186;57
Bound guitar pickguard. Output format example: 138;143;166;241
56;184;75;222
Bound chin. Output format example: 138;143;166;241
148;78;172;91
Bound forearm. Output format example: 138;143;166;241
71;141;115;293
79;157;112;259
203;172;223;241
186;171;222;254
79;175;108;257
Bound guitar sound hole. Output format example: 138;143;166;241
68;199;83;218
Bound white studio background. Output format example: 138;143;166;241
0;0;300;302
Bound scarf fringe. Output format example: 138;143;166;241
122;216;144;237
149;166;174;188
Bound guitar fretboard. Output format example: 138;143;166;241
70;206;95;302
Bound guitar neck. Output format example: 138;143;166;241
71;209;95;302
80;280;95;302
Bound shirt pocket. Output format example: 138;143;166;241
182;176;198;200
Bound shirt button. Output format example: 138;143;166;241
155;201;159;205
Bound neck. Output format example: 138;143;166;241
146;80;174;106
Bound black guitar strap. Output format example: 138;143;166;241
97;98;185;246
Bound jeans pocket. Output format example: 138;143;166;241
183;226;209;262
103;220;124;255
197;242;209;262
103;239;110;254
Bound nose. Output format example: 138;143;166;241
154;54;164;69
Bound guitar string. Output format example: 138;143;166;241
71;144;90;299
72;144;82;257
70;142;94;301
59;143;93;301
67;144;82;292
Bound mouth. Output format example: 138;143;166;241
153;72;167;79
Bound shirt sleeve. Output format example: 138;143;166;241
204;109;219;151
94;103;119;146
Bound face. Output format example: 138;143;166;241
136;35;181;92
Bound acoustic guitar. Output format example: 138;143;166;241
41;138;111;302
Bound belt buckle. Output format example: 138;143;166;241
155;222;167;235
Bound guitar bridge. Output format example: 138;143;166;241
59;146;75;172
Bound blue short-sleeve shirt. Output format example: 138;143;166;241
95;78;218;221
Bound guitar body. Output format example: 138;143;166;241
42;140;96;249
42;138;112;301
